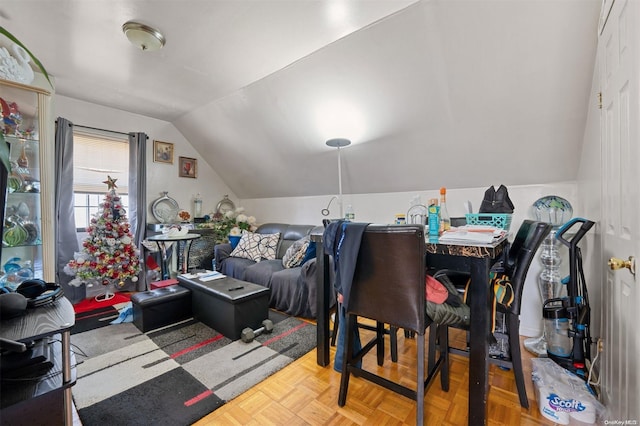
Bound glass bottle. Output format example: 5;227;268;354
345;204;355;221
428;198;440;237
194;193;202;218
17;139;29;168
439;187;451;232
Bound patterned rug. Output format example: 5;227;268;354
71;310;316;425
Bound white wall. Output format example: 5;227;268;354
53;94;597;337
240;181;580;336
575;50;603;340
53;95;238;220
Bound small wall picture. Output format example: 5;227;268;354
179;156;197;178
154;140;174;164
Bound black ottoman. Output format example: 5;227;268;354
177;276;270;340
131;285;192;332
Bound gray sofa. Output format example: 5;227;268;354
213;223;334;318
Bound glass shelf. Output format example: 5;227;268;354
2;78;51;286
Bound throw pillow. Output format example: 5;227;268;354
230;232;281;262
282;236;310;268
259;232;280;260
300;241;317;266
230;232;264;262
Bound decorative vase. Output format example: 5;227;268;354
228;235;241;249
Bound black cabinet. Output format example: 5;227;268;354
0;298;76;425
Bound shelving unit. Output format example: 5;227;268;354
1;77;65;423
1;77;55;284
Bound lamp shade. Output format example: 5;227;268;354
326;138;351;148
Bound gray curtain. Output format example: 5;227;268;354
55;117;83;302
129;132;147;291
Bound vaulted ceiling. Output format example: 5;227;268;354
1;0;601;199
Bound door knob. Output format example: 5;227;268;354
608;256;635;275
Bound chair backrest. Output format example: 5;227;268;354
347;224;427;333
503;220;552;315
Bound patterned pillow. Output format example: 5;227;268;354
230;232;280;262
282;236;310;268
259;232;280;260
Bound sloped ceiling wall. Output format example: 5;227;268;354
176;0;601;199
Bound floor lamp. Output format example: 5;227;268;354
326;138;351;218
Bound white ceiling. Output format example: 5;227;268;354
1;0;602;199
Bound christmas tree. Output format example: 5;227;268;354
65;176;140;298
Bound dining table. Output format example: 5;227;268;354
311;229;509;426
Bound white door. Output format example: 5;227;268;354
600;0;640;421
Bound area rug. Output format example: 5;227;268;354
70;310;316;425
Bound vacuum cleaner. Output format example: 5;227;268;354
542;217;595;380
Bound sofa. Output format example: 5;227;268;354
213;223;335;319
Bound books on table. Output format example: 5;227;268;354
438;225;506;244
179;270;226;282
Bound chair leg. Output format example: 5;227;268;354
376;322;385;366
338;313;355;407
416;332;425;426
428;323;437;373
330;304;339;347
390;326;399;363
507;313;529;409
438;325;450;392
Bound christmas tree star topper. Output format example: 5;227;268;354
103;175;118;189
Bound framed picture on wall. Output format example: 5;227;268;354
153;140;174;164
179;156;197;178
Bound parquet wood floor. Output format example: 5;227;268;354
194;321;558;425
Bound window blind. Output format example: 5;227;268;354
73;131;129;193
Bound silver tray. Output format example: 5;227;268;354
151;192;179;223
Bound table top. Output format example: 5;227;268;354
146;233;201;242
426;234;508;258
177;275;270;300
311;227;508;259
0;297;75;343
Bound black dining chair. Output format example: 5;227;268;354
325;219;400;363
337;224;446;426
431;219;551;408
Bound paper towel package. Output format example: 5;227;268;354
531;358;603;425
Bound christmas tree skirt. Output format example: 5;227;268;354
72;295;131;335
73;292;131;314
70;311;316;425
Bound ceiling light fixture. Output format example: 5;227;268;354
122;21;166;51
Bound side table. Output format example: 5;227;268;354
146;233;201;280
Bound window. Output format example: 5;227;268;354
73;131;129;231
